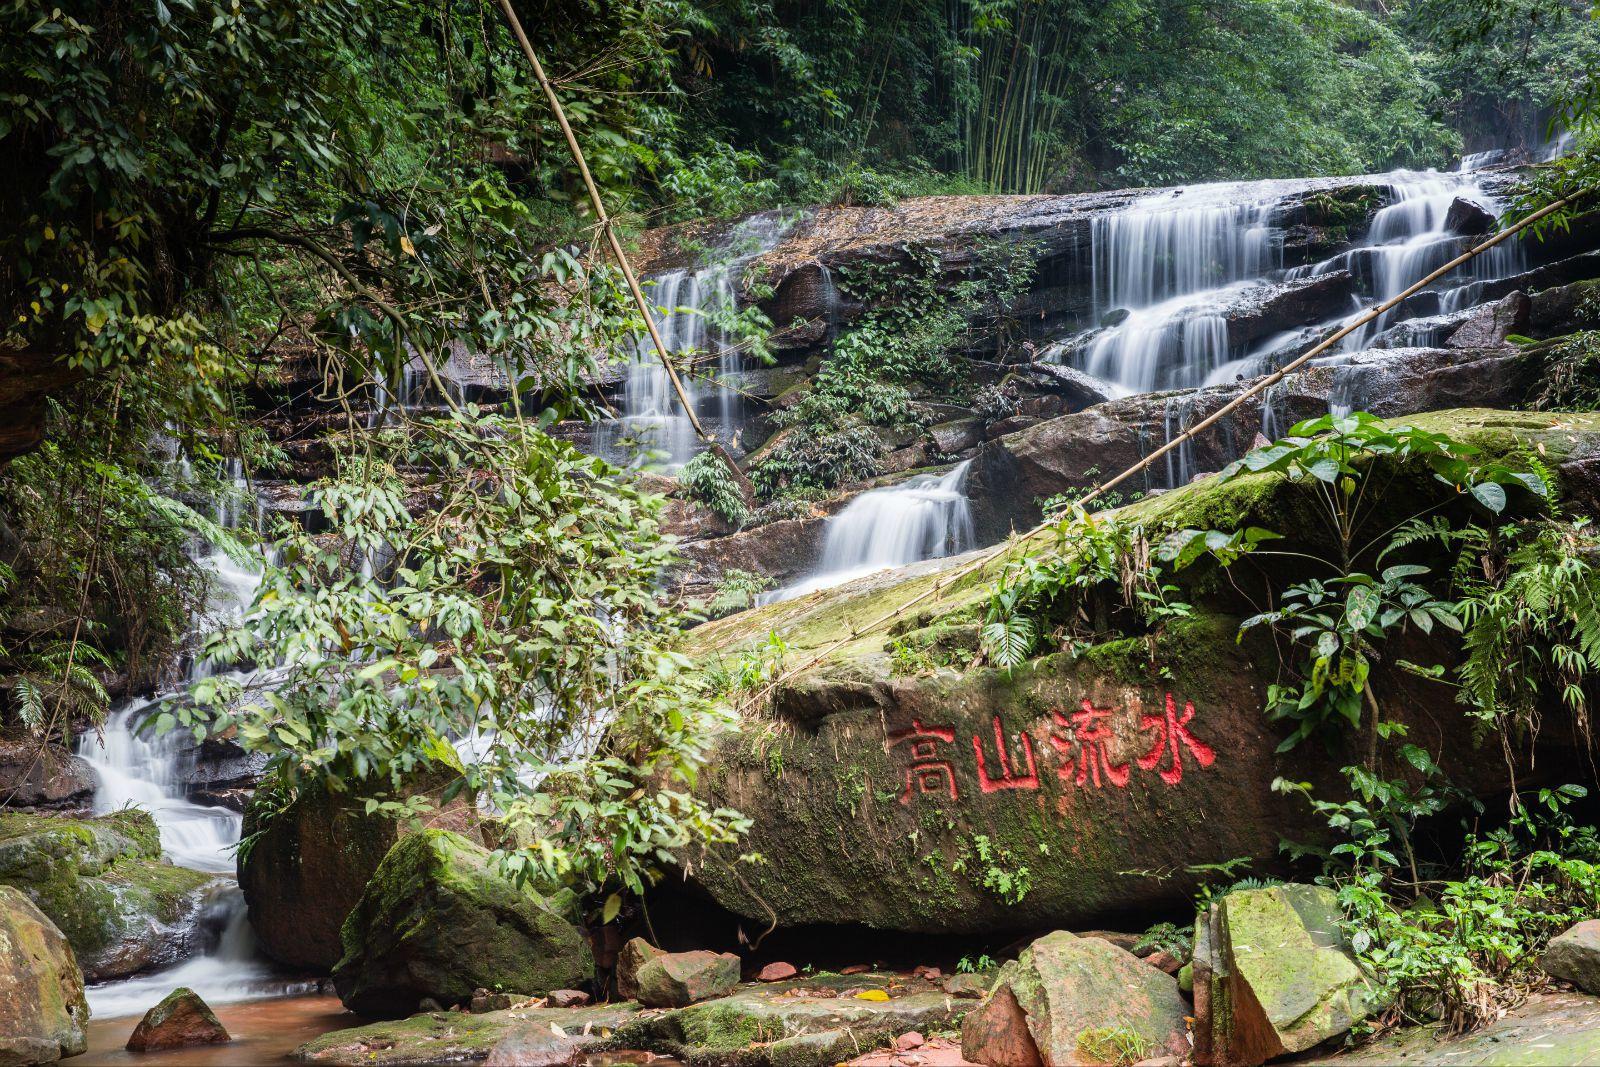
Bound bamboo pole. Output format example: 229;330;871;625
747;188;1591;704
495;0;708;443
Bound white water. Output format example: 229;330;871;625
1065;167;1527;402
765;462;974;602
74;464;303;1020
594;213;792;469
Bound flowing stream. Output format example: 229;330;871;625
74;465;309;1021
593;213;793;470
765;462;975;602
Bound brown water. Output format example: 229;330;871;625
79;995;353;1066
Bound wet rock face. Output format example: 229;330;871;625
332;829;593;1018
0;741;94;811
0;884;88;1066
966;345;1542;542
0;810;218;981
963;932;1188;1066
238;766;475;972
1192;884;1379;1066
126;986;231;1051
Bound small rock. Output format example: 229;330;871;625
1144;950;1182;975
940;972;991;999
842;964;871;974
471;992;516;1013
546;988;590;1007
911;965;942;980
1445;196;1497;236
615;937;739;1008
964;931;1186;1065
1543;920;1600;994
960;985;1042;1066
757;961;798;982
126;987;230;1052
896;1031;926;1051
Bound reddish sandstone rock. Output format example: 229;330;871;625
125;987;230;1052
546;988;591;1007
758;961;799;982
964;932;1186;1066
896;1031;926;1050
960;985;1041;1067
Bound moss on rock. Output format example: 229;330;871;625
0;810;216;981
332;829;593;1018
0;884;88;1065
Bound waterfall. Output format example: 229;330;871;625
1064;167;1529;399
75;462;306;1019
1069;185;1282;394
765;462;975;603
594;212;792;470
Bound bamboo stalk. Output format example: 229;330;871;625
495;0;708;443
747;188;1591;704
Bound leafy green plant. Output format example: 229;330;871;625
681;450;751;526
704;569;773;618
1076;1025;1156;1066
178;409;748;898
956;953;997;974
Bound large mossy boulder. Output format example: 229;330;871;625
681;412;1600;936
0;884;89;1065
616;937;740;1007
961;931;1187;1065
238;763;475;971
1192;883;1378;1065
0;809;217;981
332;829;592;1018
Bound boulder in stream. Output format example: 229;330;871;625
0;809;218;981
332;829;593;1018
125;986;231;1051
0;884;88;1066
238;762;476;971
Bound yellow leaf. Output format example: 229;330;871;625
400;234;416;256
854;990;890;1002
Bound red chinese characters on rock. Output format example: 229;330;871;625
972;714;1040;793
1049;701;1130;789
886;693;1216;805
1136;692;1216;784
885;719;959;804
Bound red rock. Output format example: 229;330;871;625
897;1031;926;1051
546;989;591;1007
842;963;871;975
1144;950;1183;975
959;985;1042;1067
757;962;799;982
125;987;230;1052
913;965;943;980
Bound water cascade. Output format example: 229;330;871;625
594;213;792;470
75;463;306;1020
765;462;975;603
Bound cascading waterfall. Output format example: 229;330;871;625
765;462;975;603
75;462;306;1019
594;213;792;470
1072;186;1280;394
